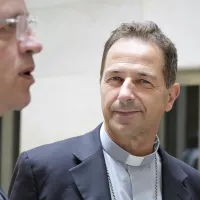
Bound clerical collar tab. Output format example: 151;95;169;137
100;124;160;167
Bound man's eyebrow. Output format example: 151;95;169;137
105;69;157;79
105;69;124;74
8;11;29;18
136;71;157;79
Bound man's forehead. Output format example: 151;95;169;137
0;0;27;18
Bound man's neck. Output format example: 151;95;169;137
0;109;8;116
118;135;156;156
107;128;157;157
0;102;11;116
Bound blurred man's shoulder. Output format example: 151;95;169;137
0;189;7;200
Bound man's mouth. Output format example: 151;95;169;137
115;111;140;115
19;67;35;80
22;71;31;76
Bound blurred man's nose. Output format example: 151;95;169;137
18;35;43;55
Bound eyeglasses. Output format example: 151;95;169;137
0;14;37;40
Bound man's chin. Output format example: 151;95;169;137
110;120;142;135
14;94;31;111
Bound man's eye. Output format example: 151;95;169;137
4;22;17;31
140;79;151;84
110;77;122;81
139;79;153;88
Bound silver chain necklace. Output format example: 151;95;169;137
106;154;158;200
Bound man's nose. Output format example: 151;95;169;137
118;79;136;102
18;35;43;55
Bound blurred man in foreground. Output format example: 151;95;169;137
0;0;42;199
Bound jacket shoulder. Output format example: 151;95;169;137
168;153;200;184
172;154;200;174
26;135;83;166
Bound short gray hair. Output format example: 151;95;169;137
100;21;178;88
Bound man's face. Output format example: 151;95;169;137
0;0;42;114
100;38;179;139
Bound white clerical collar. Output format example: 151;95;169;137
100;123;160;167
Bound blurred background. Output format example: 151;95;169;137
0;0;200;193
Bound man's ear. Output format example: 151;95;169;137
165;83;180;112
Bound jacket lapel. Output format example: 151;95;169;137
69;124;111;200
159;148;192;200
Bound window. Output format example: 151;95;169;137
163;85;200;170
0;111;20;194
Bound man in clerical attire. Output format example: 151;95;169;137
9;21;200;200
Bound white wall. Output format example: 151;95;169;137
29;0;142;78
143;0;200;69
20;0;142;151
20;75;102;151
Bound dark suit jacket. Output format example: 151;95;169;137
0;189;7;200
8;124;200;200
